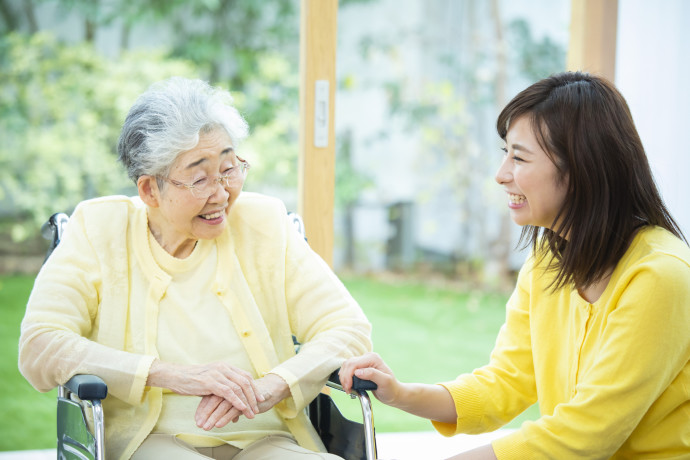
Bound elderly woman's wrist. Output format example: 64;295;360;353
146;359;176;388
259;373;291;408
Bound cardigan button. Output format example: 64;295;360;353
242;330;251;337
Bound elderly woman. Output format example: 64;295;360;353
19;77;372;460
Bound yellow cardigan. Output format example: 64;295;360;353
19;192;372;460
434;226;690;458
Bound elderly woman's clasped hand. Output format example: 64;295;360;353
194;373;291;430
147;359;290;429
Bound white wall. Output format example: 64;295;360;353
616;0;690;236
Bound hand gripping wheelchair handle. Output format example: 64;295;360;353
329;370;378;392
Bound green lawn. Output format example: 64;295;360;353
0;273;538;452
0;275;57;451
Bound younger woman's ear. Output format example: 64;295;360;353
137;175;160;208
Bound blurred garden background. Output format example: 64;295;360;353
1;0;688;453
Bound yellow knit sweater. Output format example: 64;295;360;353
434;226;690;459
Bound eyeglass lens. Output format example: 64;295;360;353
191;163;248;198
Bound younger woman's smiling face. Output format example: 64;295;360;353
495;115;569;231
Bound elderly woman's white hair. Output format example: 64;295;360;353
118;77;249;183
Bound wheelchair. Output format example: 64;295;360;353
40;212;378;460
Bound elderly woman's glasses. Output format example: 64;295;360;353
163;158;250;199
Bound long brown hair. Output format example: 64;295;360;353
497;71;686;291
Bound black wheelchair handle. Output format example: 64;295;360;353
352;375;378;391
329;370;378;392
64;374;108;400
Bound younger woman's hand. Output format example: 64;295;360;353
339;352;400;405
341;353;458;424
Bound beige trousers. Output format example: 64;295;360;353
130;434;344;460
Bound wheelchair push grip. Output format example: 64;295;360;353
329;370;378;392
353;375;378;391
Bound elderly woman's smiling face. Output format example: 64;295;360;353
140;127;245;258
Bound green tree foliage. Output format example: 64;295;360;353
0;32;198;241
508;19;566;81
32;0;301;127
0;0;377;247
235;51;300;192
1;0;303;164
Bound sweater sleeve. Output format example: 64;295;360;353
432;259;538;436
268;212;373;416
18;201;155;405
491;254;690;458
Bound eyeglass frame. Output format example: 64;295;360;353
160;157;250;199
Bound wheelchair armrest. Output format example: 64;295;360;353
328;370;378;392
64;375;108;400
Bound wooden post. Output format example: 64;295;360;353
567;0;619;81
298;0;338;266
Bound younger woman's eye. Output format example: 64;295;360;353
501;147;508;155
512;155;524;162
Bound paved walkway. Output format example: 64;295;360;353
0;430;515;460
377;430;515;459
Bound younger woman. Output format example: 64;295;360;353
340;72;690;459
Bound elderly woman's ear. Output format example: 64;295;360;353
137;175;161;208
